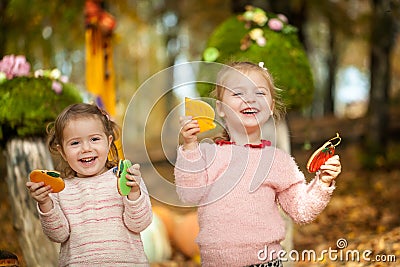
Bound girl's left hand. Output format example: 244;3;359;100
318;155;341;186
126;163;142;200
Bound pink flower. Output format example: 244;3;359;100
277;14;288;24
13;56;30;77
268;18;283;31
0;55;31;79
52;81;63;94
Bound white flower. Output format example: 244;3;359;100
256;37;266;47
253;12;268;26
60;75;69;83
34;69;44;78
249;28;264;40
50;68;61;80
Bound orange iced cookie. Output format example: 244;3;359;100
29;170;65;193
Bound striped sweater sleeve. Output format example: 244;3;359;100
122;179;153;233
38;194;70;243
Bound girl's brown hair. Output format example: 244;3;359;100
47;103;120;178
211;61;286;140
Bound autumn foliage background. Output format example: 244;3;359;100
1;0;400;266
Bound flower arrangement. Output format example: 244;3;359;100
203;5;298;61
200;6;314;110
0;55;70;94
237;5;296;51
0;54;82;144
0;55;30;79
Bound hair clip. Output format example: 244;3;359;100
258;62;268;71
97;106;111;121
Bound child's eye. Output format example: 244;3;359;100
256;87;270;96
91;137;101;142
232;92;242;96
70;141;79;146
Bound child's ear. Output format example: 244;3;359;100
108;135;113;149
270;99;275;115
57;145;67;161
216;100;225;118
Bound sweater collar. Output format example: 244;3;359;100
215;139;271;148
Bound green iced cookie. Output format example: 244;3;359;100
117;159;132;196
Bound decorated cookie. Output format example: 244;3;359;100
29;170;65;193
185;97;216;133
116;159;133;196
306;133;341;173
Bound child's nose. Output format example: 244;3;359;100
81;141;92;151
243;94;256;103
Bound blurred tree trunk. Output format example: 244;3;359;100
364;0;396;166
4;138;59;267
324;18;336;115
0;0;10;56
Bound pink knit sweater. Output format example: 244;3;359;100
38;168;152;267
174;143;335;267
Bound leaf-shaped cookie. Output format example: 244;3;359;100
185;97;216;133
306;133;341;173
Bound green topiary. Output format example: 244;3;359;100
0;76;82;144
202;6;314;110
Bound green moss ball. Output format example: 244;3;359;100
202;16;314;110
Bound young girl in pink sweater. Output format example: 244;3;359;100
175;62;341;267
26;103;152;266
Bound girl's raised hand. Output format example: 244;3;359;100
318;155;341;186
179;116;200;151
125;163;142;201
26;181;53;212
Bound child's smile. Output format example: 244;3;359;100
216;69;274;140
79;156;98;165
60;116;112;178
240;107;260;115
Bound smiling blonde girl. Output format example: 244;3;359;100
175;62;341;267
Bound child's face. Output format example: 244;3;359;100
216;70;274;135
59;116;112;178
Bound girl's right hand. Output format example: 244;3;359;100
26;181;53;212
179;116;200;151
